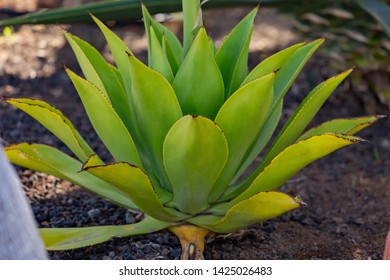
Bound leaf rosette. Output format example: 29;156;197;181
3;0;381;259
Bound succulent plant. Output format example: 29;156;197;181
2;0;380;259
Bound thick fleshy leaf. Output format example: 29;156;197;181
64;32;131;130
142;5;182;74
242;42;306;85
142;5;182;73
157;22;183;74
298;115;384;141
230;101;283;187
5;143;137;209
192;192;300;233
148;26;174;82
66;68;142;167
215;133;362;213
83;162;184;222
163;115;228;214
5;98;93;162
128;55;182;187
64;31;107;98
229;101;283;189
229;39;324;188
215;7;257;97
262;68;353;166
182;0;202;58
92;15;143;147
209;73;275;202
173;28;224;119
40;216;173;250
272;38;324;107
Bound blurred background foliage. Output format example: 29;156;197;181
0;0;389;111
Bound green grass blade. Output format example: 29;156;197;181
172;28;224;119
209;73;275;202
0;0;268;26
163;115;228;215
262;68;353;166
5;98;94;162
215;7;257;97
83;162;184;222
66;68;142;167
40;216;173;250
298;115;384;141
5;143;137;209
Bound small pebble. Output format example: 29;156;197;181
87;209;101;219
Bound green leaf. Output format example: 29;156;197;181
92;15;143;148
272;38;324;107
5;98;94;162
215;7;257;97
231;39;324;188
66;68;142;167
142;5;182;74
263;68;353;166
358;0;390;37
298;115;384;141
64;31;108;98
209;73;275;202
242;42;306;85
0;0;263;26
163;115;228;215
83;162;184;222
192;192;300;233
40;216;173;250
172;28;224;119
155;22;183;72
128;55;182;188
230;101;283;188
148;26;174;82
5;143;137;209
64;32;131;130
183;0;202;58
215;133;362;213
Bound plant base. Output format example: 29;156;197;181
169;224;209;260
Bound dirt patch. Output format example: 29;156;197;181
0;6;389;260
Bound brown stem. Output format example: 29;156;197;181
169;224;209;260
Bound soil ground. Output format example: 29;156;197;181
0;3;389;260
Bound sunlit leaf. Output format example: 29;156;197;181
66;68;142;167
5;98;94;162
163;115;228;214
209;73;275;202
173;28;224;119
5;143;137;209
192;192;300;233
215;7;257;97
83;162;184;221
216;133;362;213
298;115;384;140
40;216;173;250
262;68;353;166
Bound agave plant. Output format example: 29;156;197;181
3;0;381;259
